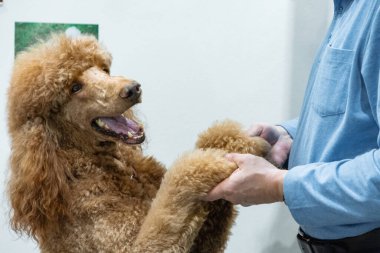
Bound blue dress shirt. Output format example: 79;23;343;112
281;0;380;239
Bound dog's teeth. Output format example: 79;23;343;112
127;132;133;138
96;119;106;128
104;124;109;129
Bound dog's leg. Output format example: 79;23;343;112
189;200;237;253
133;120;270;253
132;149;237;253
188;120;271;252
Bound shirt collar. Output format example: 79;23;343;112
333;0;353;13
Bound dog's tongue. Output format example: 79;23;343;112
100;116;141;135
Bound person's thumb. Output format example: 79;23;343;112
202;178;232;201
225;153;249;166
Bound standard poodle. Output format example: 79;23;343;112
7;34;270;253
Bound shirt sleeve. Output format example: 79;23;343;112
279;118;298;139
284;151;380;227
283;7;380;230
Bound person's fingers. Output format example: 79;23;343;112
247;124;282;145
246;124;264;137
268;145;287;167
268;136;292;166
225;153;251;166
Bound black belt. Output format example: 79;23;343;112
297;228;380;253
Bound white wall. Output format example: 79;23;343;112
0;0;331;252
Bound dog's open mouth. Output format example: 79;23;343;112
91;115;145;145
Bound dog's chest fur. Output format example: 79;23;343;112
69;149;164;211
41;149;166;252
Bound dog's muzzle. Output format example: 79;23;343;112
120;81;142;102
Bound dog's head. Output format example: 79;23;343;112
7;34;145;240
8;34;145;149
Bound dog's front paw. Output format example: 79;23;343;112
196;120;270;157
162;149;237;200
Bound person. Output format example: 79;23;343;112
203;1;380;252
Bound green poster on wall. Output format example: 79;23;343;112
15;22;99;56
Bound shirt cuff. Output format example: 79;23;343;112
279;118;299;139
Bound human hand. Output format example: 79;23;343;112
247;123;292;167
202;153;286;206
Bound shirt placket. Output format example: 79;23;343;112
329;0;352;47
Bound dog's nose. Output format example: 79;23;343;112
119;81;142;100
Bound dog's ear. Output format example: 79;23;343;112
8;117;71;241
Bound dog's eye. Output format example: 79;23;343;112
71;83;83;94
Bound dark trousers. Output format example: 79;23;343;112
297;228;380;253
